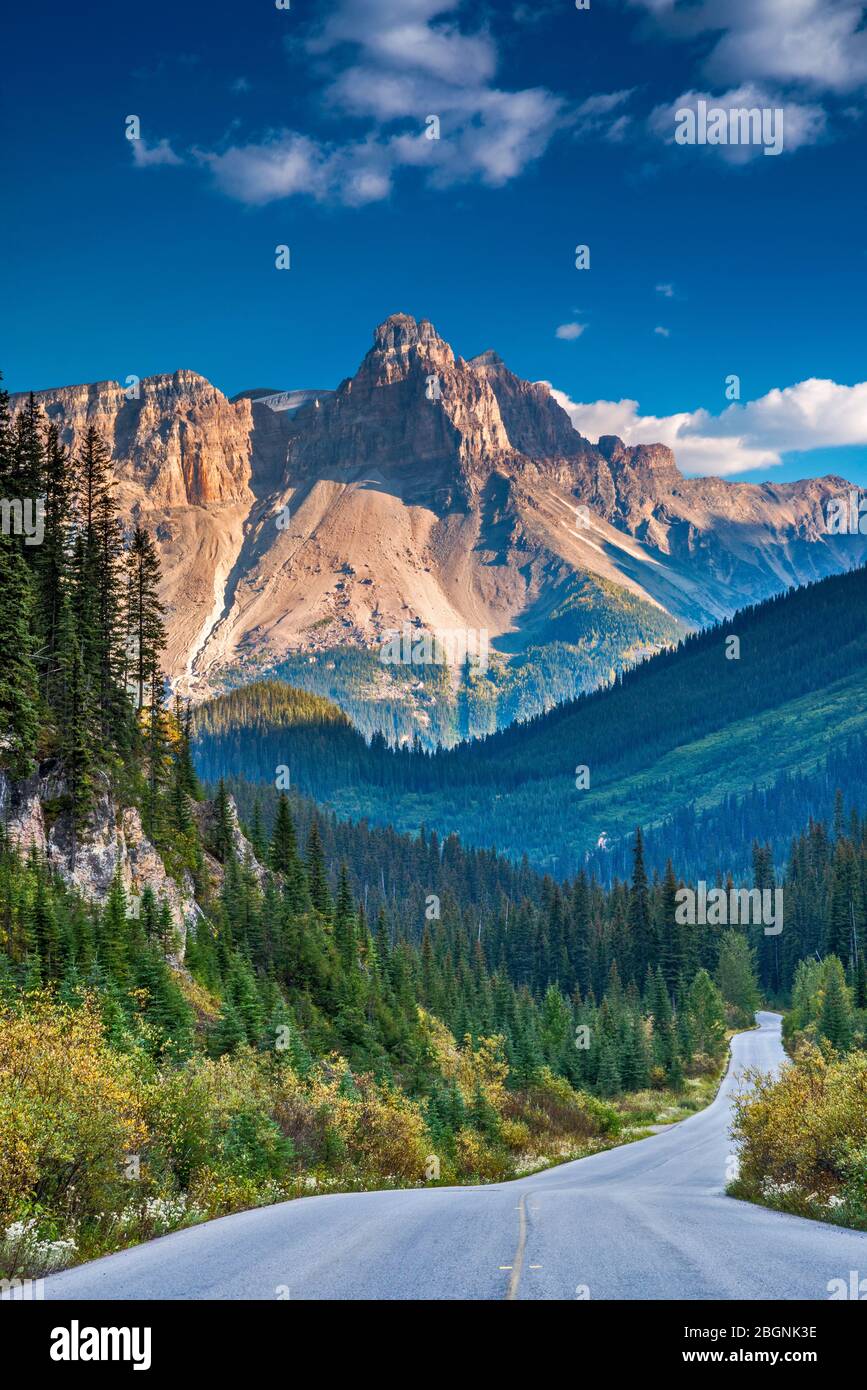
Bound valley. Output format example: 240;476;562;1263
193;565;867;875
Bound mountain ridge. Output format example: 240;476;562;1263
192;565;867;874
12;314;866;732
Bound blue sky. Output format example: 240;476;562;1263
2;0;867;482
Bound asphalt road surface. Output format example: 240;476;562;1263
44;1012;867;1300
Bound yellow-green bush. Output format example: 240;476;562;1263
0;993;147;1228
731;1043;867;1227
1;993;634;1277
453;1127;511;1181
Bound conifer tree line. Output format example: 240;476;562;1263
226;777;867;1005
0;781;732;1102
192;557;867;876
2;375;866;1117
0;379;170;841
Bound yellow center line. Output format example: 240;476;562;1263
505;1195;528;1301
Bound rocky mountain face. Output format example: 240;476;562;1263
0;767;263;965
13;314;867;724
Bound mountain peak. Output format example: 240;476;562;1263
372;313;444;355
468;349;505;369
596;434;680;480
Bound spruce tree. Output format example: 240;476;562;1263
35;423;73;711
628;827;655;986
126;525;166;713
270;792;298;875
306;816;331;918
659;859;683;992
56;591;97;842
818;956;853;1051
0;533;40;776
334;863;356;969
73;427;127;754
212;778;235;862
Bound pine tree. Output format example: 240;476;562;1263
212;997;247;1055
628;827;655;986
0;375;14;492
650;967;675;1070
97;870;130;984
55;591;98;843
212;779;235;862
126;525;166;713
10;394;45;519
35;423;73;711
818;956;853;1051
659;858;683;992
270;792;298;873
247;795;267;861
854;953;867;1010
620;1012;649;1090
73;427;127;753
0;533;40;776
826;840;857;966
687;969;726;1057
143;665;171;841
306;816;331;918
716;930;761;1024
334;863;356;969
596;1036;622;1097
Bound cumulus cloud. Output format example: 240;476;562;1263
655;283;674;297
547;377;867;477
196;0;579;206
629;0;867;158
648;85;827;160
198;134;334;204
556;322;586;340
130;138;183;168
629;0;867;95
653;325;670;337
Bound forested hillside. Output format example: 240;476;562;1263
0;383;171;829
221;778;867;1003
0;379;739;1280
194;566;867;874
4;379;867;1274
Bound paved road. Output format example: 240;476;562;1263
44;1012;867;1300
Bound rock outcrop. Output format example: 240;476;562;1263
0;769;265;967
12;314;867;695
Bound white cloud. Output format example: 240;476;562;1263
604;114;632;143
198;135;329;204
655;283;674;297
704;0;867;95
648;85;827;160
576;90;634;117
573;89;635;142
629;0;867;95
131;138;183;168
653;325;670;337
547;377;867;477
199;0;571;206
556;322;586;340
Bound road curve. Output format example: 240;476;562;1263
44;1013;867;1300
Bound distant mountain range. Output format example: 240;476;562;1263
14;313;867;741
193;566;867;877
